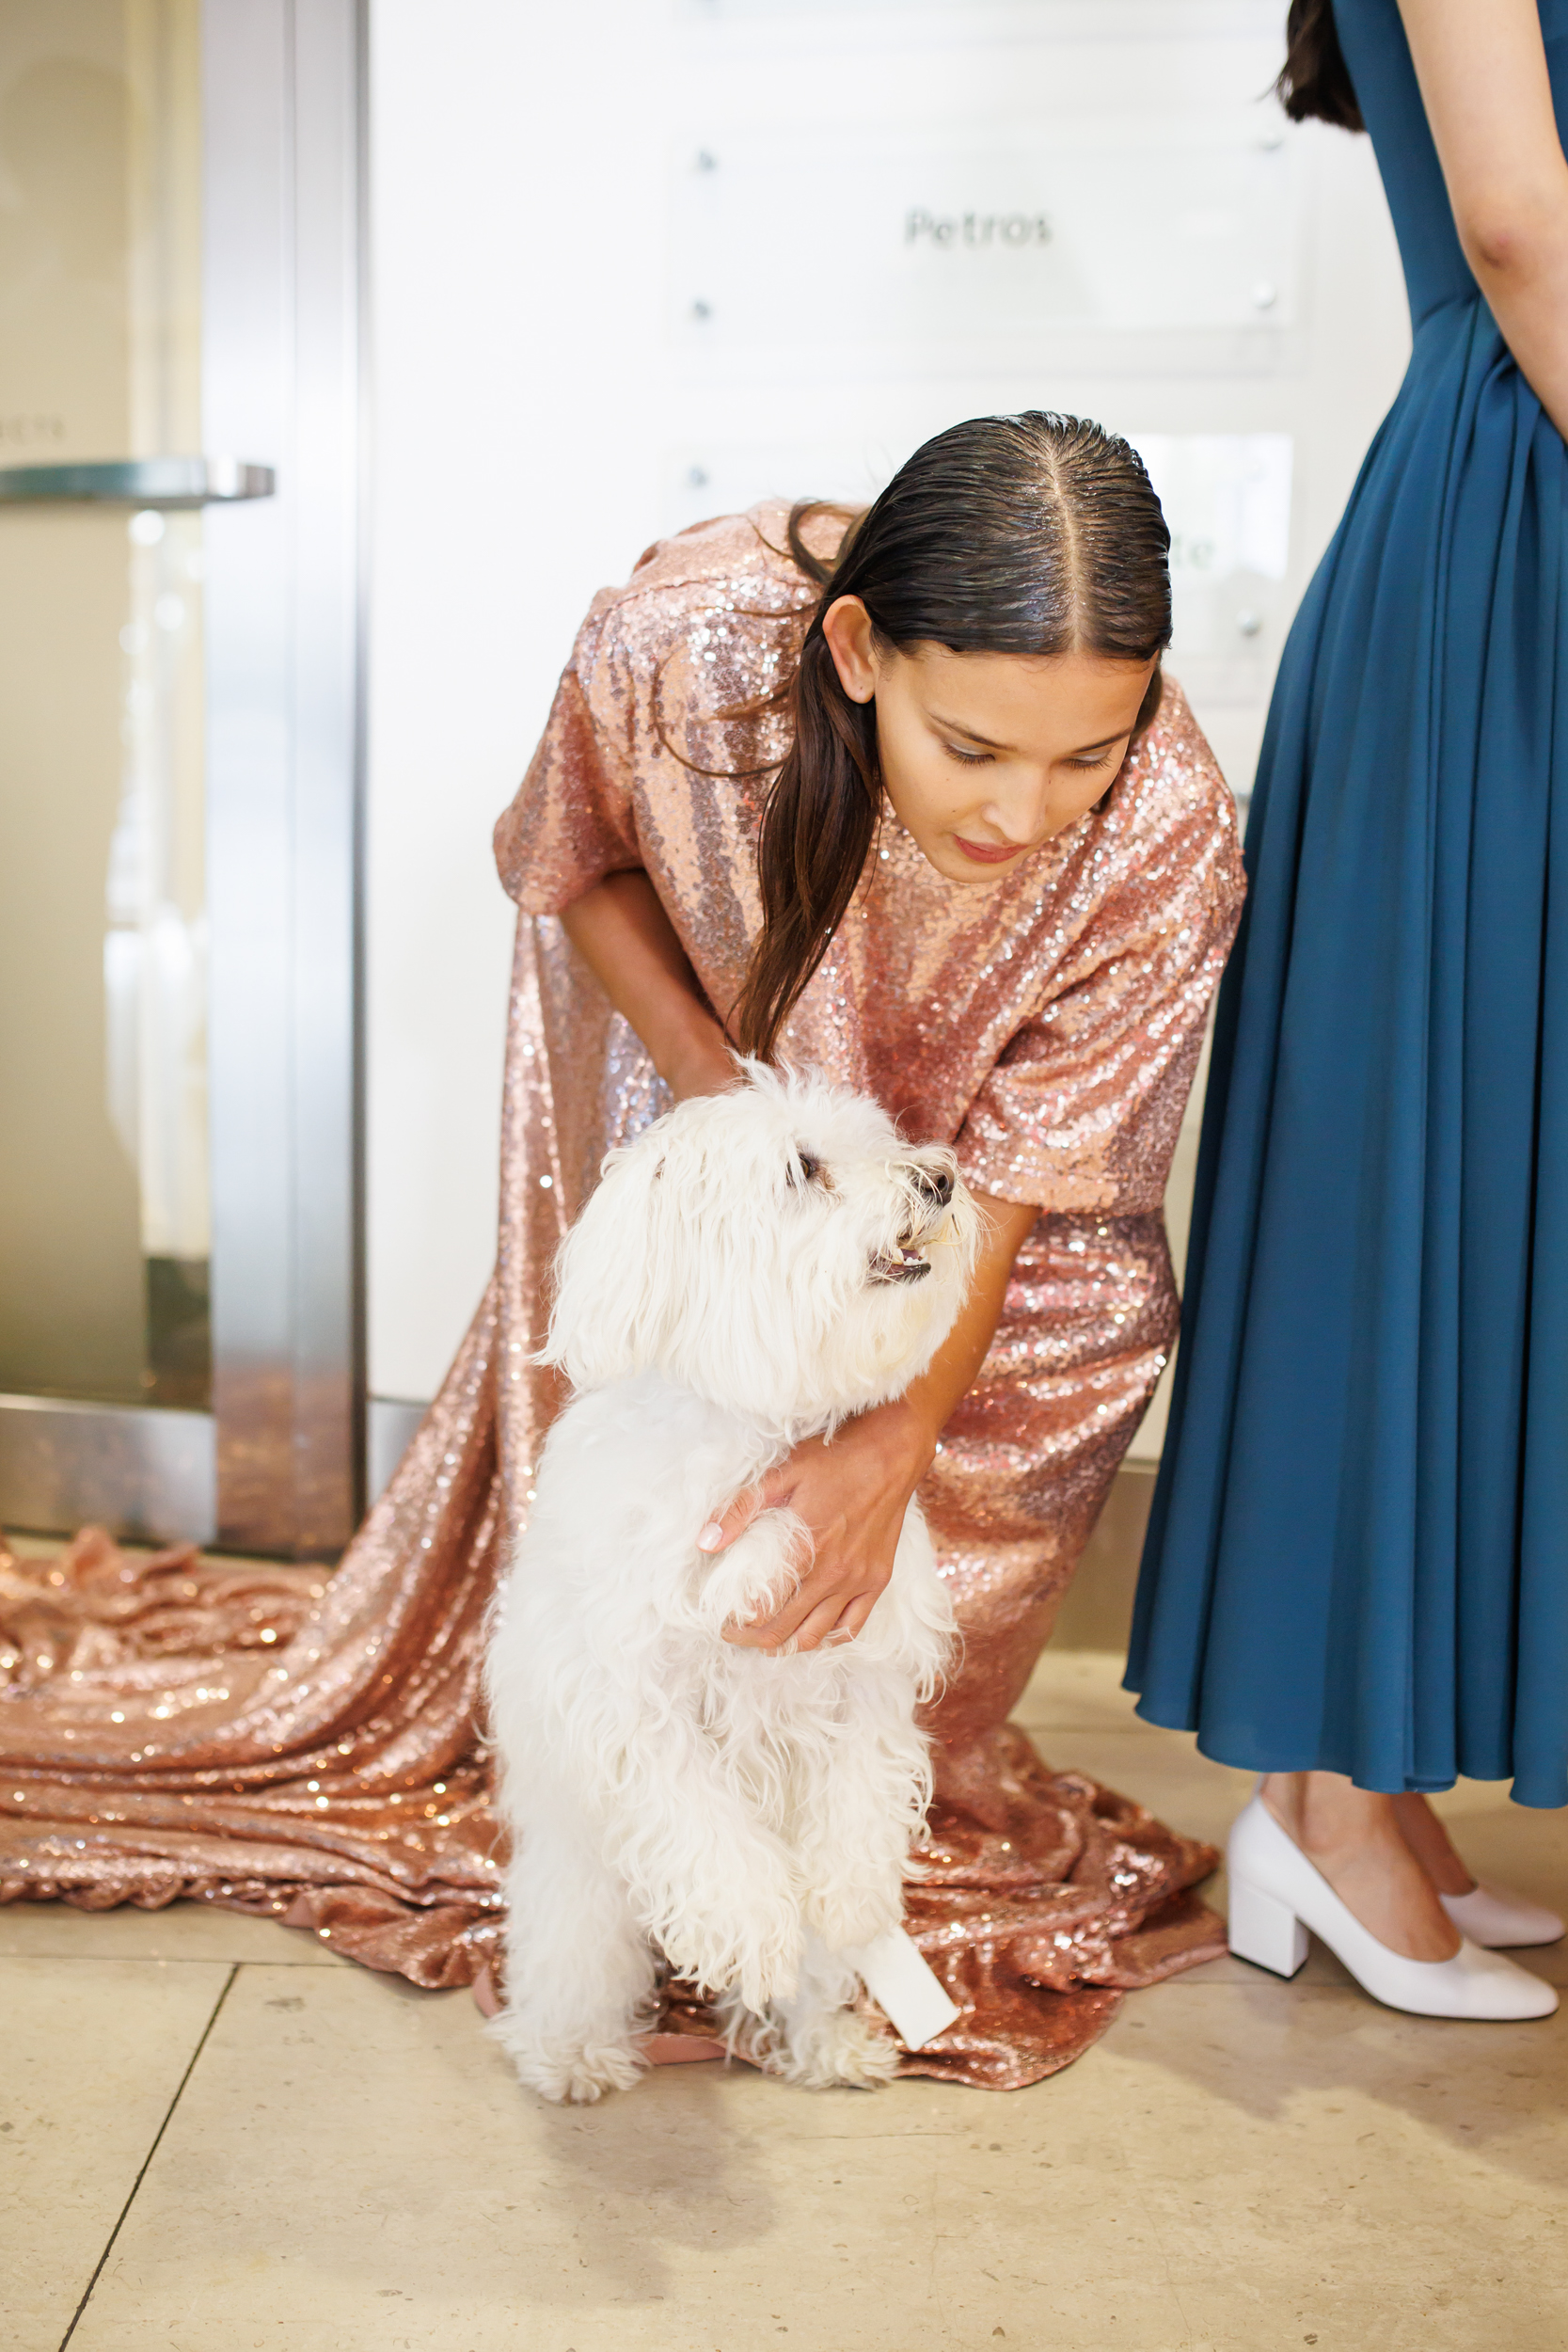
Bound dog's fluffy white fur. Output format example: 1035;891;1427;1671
484;1063;978;2103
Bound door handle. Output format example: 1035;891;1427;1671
0;457;276;508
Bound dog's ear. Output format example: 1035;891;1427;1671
540;1138;680;1390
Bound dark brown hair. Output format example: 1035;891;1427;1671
732;411;1172;1060
1277;0;1364;130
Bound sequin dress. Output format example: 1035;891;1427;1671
0;510;1244;2089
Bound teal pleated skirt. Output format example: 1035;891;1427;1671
1128;292;1568;1808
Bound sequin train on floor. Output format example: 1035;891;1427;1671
0;509;1242;2088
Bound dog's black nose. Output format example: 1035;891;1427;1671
914;1168;953;1207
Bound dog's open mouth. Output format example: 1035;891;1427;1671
870;1243;932;1284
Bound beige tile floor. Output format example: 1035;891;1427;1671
6;1649;1567;2352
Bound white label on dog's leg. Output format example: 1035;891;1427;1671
851;1927;960;2049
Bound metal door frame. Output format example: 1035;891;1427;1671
0;0;367;1559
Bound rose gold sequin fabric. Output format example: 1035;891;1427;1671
0;509;1243;2089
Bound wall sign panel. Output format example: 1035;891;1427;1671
664;442;888;536
671;120;1296;375
679;1;1276;33
1136;430;1292;697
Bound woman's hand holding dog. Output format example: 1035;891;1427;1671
707;1397;936;1652
707;1193;1040;1650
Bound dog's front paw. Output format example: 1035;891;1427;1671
697;1507;810;1637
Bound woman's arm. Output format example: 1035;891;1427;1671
1400;0;1568;438
561;870;737;1102
710;1193;1039;1653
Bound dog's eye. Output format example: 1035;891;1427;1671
791;1150;825;1189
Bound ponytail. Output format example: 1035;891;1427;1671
736;621;881;1066
1276;0;1363;131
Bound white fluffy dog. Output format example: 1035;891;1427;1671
484;1063;978;2104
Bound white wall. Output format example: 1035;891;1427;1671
366;0;1411;1412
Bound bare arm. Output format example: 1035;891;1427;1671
713;1193;1039;1653
560;870;737;1101
1400;0;1568;437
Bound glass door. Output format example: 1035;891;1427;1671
0;0;213;1412
0;0;364;1557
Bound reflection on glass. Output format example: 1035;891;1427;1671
0;0;209;1407
106;499;209;1405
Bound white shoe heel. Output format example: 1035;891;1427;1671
1227;1877;1308;1979
1226;1796;1558;2021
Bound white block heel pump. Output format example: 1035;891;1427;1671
1226;1795;1558;2021
1226;1875;1308;1979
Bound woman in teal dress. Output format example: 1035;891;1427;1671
1128;0;1568;2017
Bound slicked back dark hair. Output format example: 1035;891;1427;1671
734;411;1172;1059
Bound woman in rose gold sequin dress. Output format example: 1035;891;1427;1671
0;415;1243;2089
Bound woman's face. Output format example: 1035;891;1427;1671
822;596;1157;888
